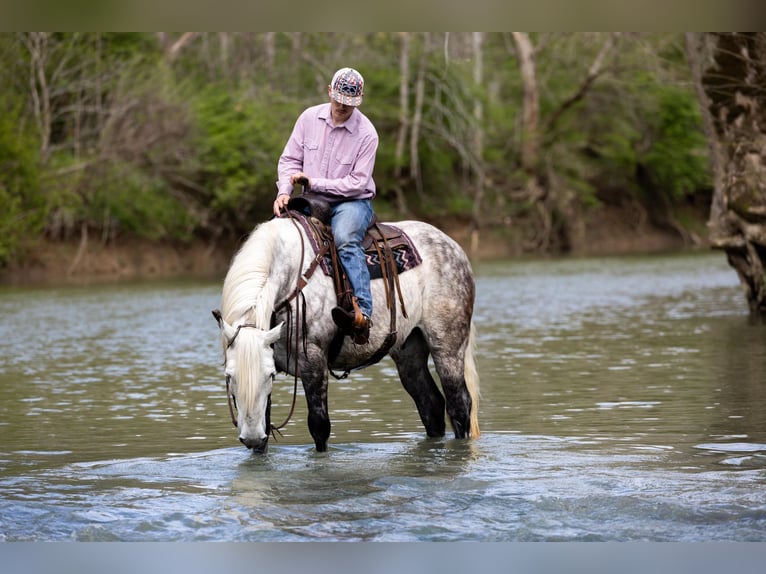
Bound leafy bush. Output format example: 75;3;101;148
191;87;295;233
87;161;196;242
0;97;42;265
640;87;711;198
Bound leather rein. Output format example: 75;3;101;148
225;208;407;437
224;210;316;439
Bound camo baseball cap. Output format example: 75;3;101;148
329;67;364;106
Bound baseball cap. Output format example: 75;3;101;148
329;67;364;107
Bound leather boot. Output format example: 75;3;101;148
331;297;371;345
351;313;371;345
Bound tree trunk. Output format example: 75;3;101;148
512;32;540;175
410;32;430;199
511;32;550;250
470;32;486;255
696;33;766;319
392;32;411;214
23;32;53;161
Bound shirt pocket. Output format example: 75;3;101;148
335;152;355;166
303;140;320;155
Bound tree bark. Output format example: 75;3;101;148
23;32;53;160
392;32;411;214
697;33;766;319
512;32;540;175
166;32;199;61
511;32;551;250
470;32;486;255
410;32;430;199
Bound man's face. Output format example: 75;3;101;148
329;91;355;124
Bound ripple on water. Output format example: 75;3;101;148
4;434;765;542
1;257;763;544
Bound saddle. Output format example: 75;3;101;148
282;193;419;374
287;193;413;254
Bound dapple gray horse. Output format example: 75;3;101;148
213;216;480;453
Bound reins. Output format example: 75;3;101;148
224;209;310;438
224;207;409;436
223;323;290;436
267;209;307;438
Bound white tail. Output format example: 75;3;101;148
464;321;481;437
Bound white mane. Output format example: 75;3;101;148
219;219;287;423
221;220;281;329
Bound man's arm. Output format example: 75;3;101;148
276;113;306;197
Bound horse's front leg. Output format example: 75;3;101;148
299;346;331;452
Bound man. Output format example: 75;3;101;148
274;67;378;344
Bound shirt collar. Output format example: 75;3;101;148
319;103;358;133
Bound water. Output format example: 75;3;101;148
1;252;765;542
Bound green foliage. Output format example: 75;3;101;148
0;95;43;265
88;162;195;242
190;86;294;229
0;32;719;261
640;87;711;198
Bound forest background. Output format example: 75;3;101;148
0;32;714;281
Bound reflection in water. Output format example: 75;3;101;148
1;254;765;541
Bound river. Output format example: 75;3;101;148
1;251;765;542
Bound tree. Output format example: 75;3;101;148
689;33;766;319
0;32;718;271
509;32;618;252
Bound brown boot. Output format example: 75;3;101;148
331;298;371;344
351;313;371;345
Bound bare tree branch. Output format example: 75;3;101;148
544;32;618;134
167;32;200;61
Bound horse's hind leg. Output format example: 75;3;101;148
390;328;446;437
431;346;474;439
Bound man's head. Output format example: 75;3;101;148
328;67;364;107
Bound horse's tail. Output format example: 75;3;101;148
465;321;481;437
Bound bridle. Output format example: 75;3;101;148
223;210;310;440
224;323;298;440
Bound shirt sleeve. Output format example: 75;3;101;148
275;113;306;197
310;131;379;200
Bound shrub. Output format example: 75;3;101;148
0;97;43;265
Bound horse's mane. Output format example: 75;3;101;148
221;219;280;329
220;220;285;420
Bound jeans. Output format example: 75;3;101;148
330;199;373;318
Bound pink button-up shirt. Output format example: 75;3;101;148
276;103;378;202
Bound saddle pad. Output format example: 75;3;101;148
294;215;422;280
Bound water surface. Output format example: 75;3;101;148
1;252;764;541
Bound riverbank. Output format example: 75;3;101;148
0;202;711;286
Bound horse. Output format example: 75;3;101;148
213;215;480;453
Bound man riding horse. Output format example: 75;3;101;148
273;67;377;345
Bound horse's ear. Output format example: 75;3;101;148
265;322;283;346
213;310;237;342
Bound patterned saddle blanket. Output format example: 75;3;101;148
289;209;422;280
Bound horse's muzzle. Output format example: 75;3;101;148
239;435;269;453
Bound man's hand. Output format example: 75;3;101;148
273;194;290;217
290;172;310;187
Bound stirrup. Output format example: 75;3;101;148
352;314;371;345
331;306;371;345
331;306;356;334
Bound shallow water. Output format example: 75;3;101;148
1;252;765;541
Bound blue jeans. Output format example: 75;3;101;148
330;199;373;318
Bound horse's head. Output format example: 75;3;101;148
212;310;283;453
